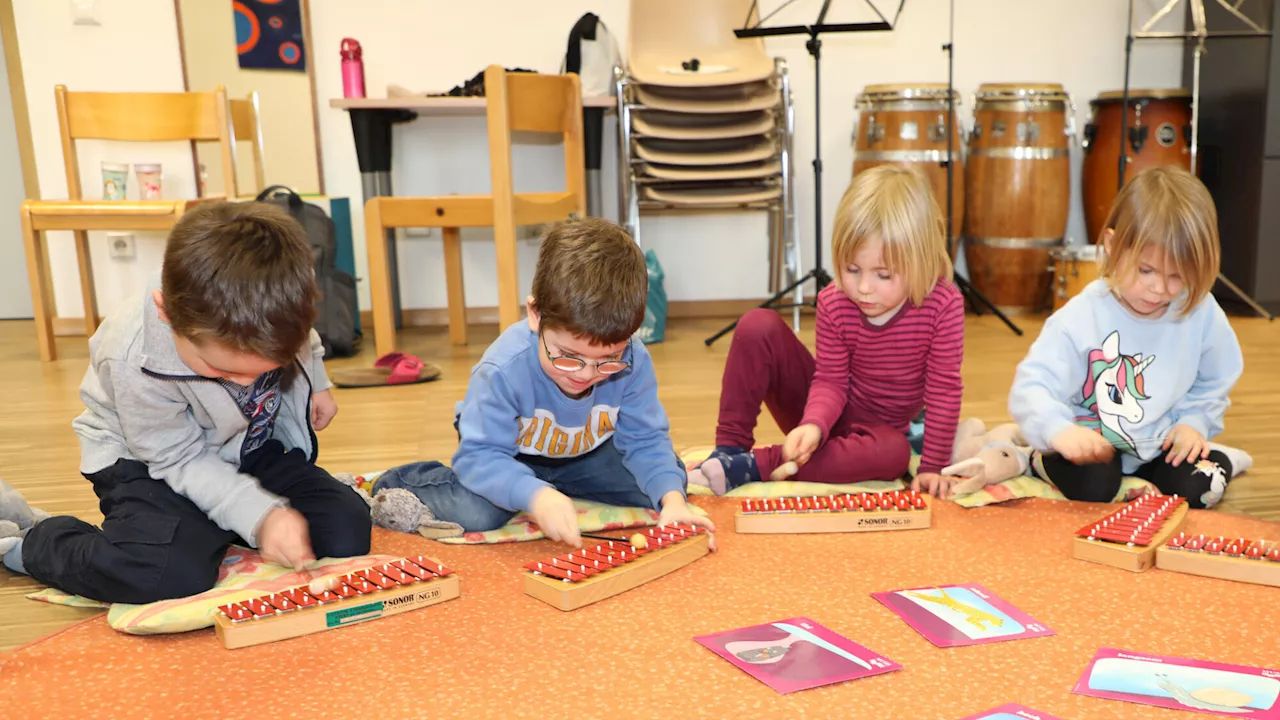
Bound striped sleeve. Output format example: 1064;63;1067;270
800;287;852;440
918;285;966;474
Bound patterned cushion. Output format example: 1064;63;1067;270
27;550;400;635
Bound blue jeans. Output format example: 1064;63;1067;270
376;440;682;532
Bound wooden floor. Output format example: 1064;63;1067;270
2;311;1277;651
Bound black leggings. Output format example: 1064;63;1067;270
1037;450;1232;508
22;440;371;604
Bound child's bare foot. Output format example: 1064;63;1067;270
690;461;728;496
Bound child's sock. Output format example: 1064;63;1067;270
695;448;760;496
1209;443;1252;476
2;538;26;575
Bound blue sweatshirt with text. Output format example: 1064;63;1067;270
451;323;684;512
1009;280;1243;473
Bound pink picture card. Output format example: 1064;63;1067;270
694;616;900;694
872;583;1055;648
958;703;1067;720
1073;648;1280;718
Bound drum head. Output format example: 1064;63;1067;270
1094;88;1192;103
857;83;958;104
975;82;1069;104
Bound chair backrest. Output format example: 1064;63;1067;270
55;84;237;200
230;92;266;194
629;0;762;57
483;66;586;216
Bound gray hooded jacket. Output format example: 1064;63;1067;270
71;290;332;546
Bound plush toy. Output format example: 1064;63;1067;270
0;479;50;557
332;472;464;540
941;419;1032;496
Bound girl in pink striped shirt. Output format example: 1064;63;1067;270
690;165;966;496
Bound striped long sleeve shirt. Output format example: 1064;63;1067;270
799;281;966;474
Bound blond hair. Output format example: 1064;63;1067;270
831;165;952;306
1100;166;1219;317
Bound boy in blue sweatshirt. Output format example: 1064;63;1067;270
1009;167;1244;508
377;218;714;547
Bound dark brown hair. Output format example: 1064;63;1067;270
1100;165;1220;317
161;202;317;365
530;218;646;345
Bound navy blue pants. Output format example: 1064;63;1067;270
22;440;371;604
376;439;682;532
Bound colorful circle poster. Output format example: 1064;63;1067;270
235;0;306;72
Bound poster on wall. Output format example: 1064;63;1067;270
234;0;307;72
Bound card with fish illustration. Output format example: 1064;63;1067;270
1073;648;1280;718
958;704;1067;720
694;616;900;694
871;583;1055;647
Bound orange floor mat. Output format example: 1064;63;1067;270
2;498;1276;719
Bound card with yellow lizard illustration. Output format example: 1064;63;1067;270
872;583;1056;647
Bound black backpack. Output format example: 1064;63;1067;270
255;186;362;357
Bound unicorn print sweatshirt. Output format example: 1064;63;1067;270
452;323;685;513
1009;279;1243;473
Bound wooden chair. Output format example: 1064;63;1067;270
229;92;266;195
364;66;586;355
20;85;236;361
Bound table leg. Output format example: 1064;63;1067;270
583;107;604;218
349;108;416;328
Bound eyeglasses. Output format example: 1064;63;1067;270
541;333;631;375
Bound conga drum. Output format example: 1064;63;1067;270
1082;89;1192;244
963;83;1072;314
853;84;964;245
1049;244;1101;311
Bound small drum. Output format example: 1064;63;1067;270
1050;244;1101;311
963;83;1073;314
1082;89;1192;244
852;83;965;244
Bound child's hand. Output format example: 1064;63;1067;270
311;389;338;431
1163;424;1209;467
258;507;315;569
530;487;581;548
911;471;956;497
782;423;822;467
1051;425;1115;465
658;491;717;551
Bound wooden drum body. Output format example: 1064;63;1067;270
963;83;1072;314
853;84;964;243
1050;243;1101;311
1082;89;1192;244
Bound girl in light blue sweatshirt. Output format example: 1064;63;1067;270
1009;167;1244;508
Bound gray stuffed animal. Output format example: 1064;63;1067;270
331;472;463;540
1;479;50;557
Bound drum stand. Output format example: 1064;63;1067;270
705;0;904;346
1121;0;1274;320
942;0;1023;336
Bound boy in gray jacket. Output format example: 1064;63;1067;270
4;202;371;603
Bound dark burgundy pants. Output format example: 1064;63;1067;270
715;309;911;483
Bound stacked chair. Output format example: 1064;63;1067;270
617;0;798;294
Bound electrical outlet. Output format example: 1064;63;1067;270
107;233;135;260
404;227;433;238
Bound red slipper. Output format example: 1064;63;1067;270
331;353;443;388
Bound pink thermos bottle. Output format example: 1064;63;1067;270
341;38;366;99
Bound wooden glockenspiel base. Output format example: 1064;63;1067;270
214;557;460;649
1072;498;1189;573
1156;534;1280;587
734;491;931;534
523;525;710;612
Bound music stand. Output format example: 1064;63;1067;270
705;0;904;346
941;0;1022;335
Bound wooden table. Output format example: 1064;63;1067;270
329;95;616;325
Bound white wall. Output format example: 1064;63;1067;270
25;0;1187;318
310;0;1187;312
14;0;193;320
0;21;32;318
